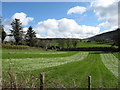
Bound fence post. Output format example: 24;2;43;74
40;73;44;90
88;76;91;90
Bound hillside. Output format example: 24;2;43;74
87;28;120;42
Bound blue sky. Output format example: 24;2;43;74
2;1;118;39
3;2;98;26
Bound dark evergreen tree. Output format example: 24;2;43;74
25;26;36;46
0;17;6;43
10;18;23;45
2;26;6;43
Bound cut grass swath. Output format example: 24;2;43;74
3;52;89;71
100;53;118;78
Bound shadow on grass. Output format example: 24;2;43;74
89;51;119;54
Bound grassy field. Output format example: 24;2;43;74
2;48;119;88
77;42;113;47
2;49;78;59
51;42;118;48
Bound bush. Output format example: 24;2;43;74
2;44;30;49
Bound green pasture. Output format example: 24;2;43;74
2;48;119;88
51;42;118;48
2;49;78;59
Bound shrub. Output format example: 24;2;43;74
2;44;29;49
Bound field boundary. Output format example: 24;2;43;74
61;47;119;51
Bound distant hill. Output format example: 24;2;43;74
87;28;120;42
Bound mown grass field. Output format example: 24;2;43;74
2;48;119;88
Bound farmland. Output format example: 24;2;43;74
2;48;119;88
51;42;118;48
2;1;120;89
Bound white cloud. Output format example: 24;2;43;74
91;0;118;7
4;36;14;42
4;27;29;41
4;12;34;34
91;0;118;28
11;12;34;26
22;27;28;34
3;25;11;35
99;26;118;34
67;6;87;15
98;21;110;27
34;18;100;39
4;12;34;26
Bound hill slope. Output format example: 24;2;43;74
87;28;120;42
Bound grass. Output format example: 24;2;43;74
77;42;116;48
2;49;78;59
100;53;118;78
39;52;118;88
51;42;118;48
2;51;88;71
112;52;120;60
2;48;119;88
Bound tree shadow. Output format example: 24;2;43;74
89;51;118;54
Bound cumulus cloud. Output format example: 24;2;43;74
3;12;34;34
91;0;118;7
98;21;110;27
67;6;87;15
4;12;34;26
34;18;100;39
12;12;34;26
3;25;11;35
99;26;118;34
91;0;118;28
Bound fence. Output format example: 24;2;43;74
40;73;91;89
2;72;118;89
61;47;119;51
40;73;118;90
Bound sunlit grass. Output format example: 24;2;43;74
2;49;78;59
2;49;119;88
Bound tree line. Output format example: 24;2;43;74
1;18;37;47
1;18;80;50
1;18;120;50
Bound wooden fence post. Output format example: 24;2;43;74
40;73;44;90
88;76;91;90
